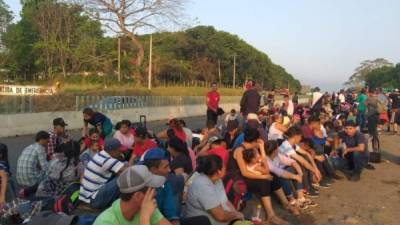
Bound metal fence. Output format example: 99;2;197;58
74;95;242;111
0;95;309;114
0;95;242;114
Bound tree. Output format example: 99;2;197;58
0;0;13;51
76;0;187;79
345;58;394;87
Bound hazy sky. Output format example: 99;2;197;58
6;0;400;91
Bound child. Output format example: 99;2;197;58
82;108;113;139
242;149;268;175
0;143;10;209
347;110;357;124
80;128;104;152
80;141;100;168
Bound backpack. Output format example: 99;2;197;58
53;182;81;215
224;176;248;211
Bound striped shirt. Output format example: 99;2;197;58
79;150;124;203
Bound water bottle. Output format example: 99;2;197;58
251;204;262;225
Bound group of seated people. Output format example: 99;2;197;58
1;101;372;225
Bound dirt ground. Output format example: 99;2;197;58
275;134;400;225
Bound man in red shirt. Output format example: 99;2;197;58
206;82;220;124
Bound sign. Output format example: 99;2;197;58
0;84;55;96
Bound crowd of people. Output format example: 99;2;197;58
0;81;399;225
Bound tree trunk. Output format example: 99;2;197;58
126;32;144;80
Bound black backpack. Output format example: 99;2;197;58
53;182;81;215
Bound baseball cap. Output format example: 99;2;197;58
141;148;169;162
344;120;357;127
208;135;224;144
53;117;68;127
104;138;122;152
117;165;166;194
247;113;261;124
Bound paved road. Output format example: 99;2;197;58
0;116;207;175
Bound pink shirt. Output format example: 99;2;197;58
113;130;135;152
266;153;295;177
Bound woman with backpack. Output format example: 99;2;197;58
36;141;83;197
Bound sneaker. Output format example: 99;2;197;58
365;164;375;170
331;173;344;180
305;189;319;198
349;173;361;182
314;181;330;189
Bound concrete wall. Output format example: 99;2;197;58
0;103;239;138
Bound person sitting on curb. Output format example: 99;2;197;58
79;138;128;209
16;131;50;198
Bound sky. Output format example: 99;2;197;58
6;0;400;91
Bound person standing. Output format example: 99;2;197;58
389;89;400;134
356;89;368;131
82;108;113;139
310;87;324;117
366;89;379;139
206;82;220;125
240;80;261;117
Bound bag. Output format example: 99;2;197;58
217;107;225;116
224;177;248;211
53;182;81;215
369;136;381;163
24;211;77;225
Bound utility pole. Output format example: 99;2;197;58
218;59;221;87
118;36;121;83
148;34;153;90
233;54;236;88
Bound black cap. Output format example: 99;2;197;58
53;117;68;127
344;120;357;127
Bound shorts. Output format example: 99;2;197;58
244;175;281;197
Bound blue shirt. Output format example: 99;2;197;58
86;112;108;127
156;180;179;221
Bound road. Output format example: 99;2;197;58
0;116;207;175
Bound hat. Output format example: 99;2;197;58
246;113;261;124
227;119;239;131
135;127;148;138
344;120;357;127
208;135;224;144
53;117;67;127
141;148;169;162
104;138;122;152
117;165;166;193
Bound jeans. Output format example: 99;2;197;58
332;151;368;175
90;178;120;209
206;109;218;124
367;114;379;138
316;155;336;178
357;111;366;130
279;167;303;198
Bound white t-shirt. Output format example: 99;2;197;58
279;140;297;157
268;122;284;141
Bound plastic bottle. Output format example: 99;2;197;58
251;204;262;225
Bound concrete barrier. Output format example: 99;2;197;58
0;103;239;137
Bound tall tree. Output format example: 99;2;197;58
345;58;394;87
0;0;13;51
76;0;187;78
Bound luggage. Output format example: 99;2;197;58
369;135;381;163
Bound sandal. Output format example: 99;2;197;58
268;215;290;225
